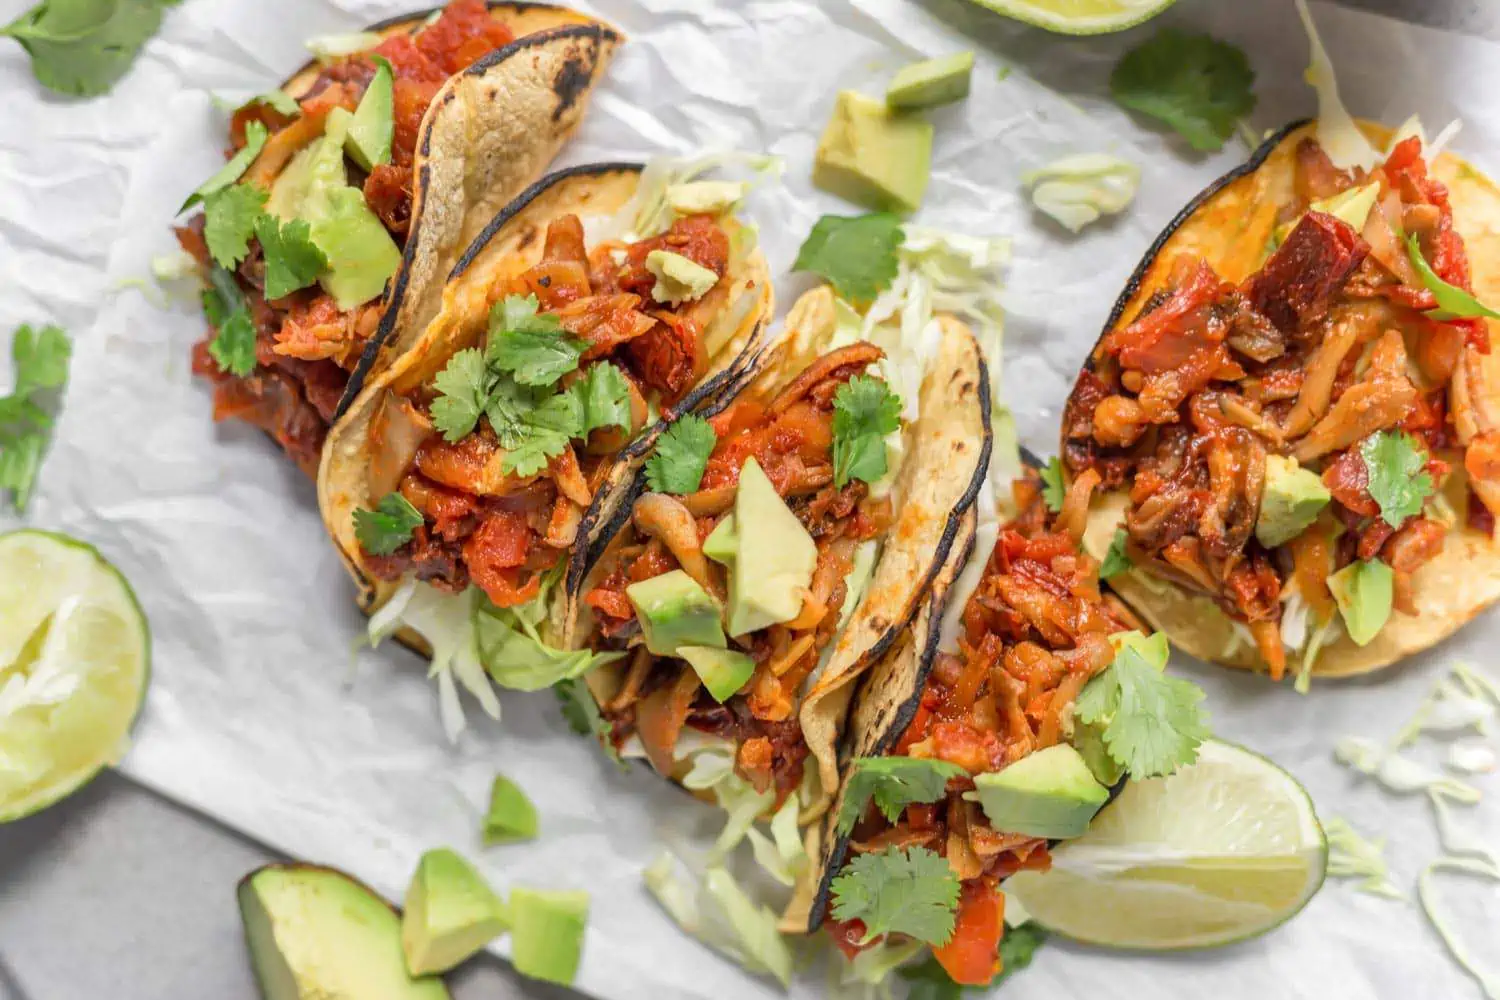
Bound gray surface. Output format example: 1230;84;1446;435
0;0;1492;998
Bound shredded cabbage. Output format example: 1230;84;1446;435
1428;788;1500;871
1022;153;1140;233
1321;815;1403;899
475;568;622;691
1294;0;1380;170
1394;678;1494;747
747;794;809;887
151;250;200;285
1447;741;1497;775
1418;857;1500;1000
827;939;924;1000
643;852;795;986
1334;737;1481;803
612;152;783;243
305;32;382;61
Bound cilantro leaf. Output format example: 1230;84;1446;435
203;267;257;377
430;349;492;443
353;492;423;555
996;922;1049;984
485;295;584;387
571;362;633;438
1110;30;1256;153
830;846;960;946
203;183;267;269
1075;633;1209;780
793;214;904;302
182;119;268;212
255;216;327;300
12;323;71;396
647;414;717;494
1100;528;1132;580
1360;430;1433;529
1405;233;1500;321
836;756;964;836
502;424;573;478
484;376;542;449
3;0;183;100
554;677;624;766
0;432;45;513
898;957;963;1000
0;322;72;513
1039;456;1066;513
832;375;902;488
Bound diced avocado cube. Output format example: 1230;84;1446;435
813;90;933;214
1328;559;1393;646
509;888;589;986
1071;718;1125;788
726;457;818;637
626;569;726;656
482;775;538;845
1311;181;1380;231
239;864;450;1000
345;57;394;171
401;849;509;977
703;513;737;565
964;743;1109;840
645;250;719;305
1255;455;1331;548
678;645;756;702
667;180;748;217
886;51;975;110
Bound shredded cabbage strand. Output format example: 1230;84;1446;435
1321;815;1403;899
1334;736;1482;803
1022;153;1140;233
643;851;795;986
1294;0;1379;170
1418;857;1500;1000
614;152;784;242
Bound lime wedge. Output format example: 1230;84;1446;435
1004;740;1326;949
0;530;150;822
966;0;1175;34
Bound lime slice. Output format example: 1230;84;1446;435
1004;740;1326;949
0;530;150;822
967;0;1175;34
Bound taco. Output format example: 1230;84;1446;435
567;285;990;871
177;1;621;476
318;157;775;736
1060;113;1500;683
803;464;1201;989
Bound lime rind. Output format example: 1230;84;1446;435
1005;740;1327;950
0;530;150;823
966;0;1177;35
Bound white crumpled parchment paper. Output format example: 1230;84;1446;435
3;0;1498;996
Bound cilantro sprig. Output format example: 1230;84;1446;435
793;213;904;302
832;375;902;488
1074;632;1210;780
830;846;960;946
3;0;183;99
0;323;72;513
1099;528;1132;580
183;120;268;212
203;267;257;377
428;295;632;477
203;184;268;270
1039;456;1067;513
353;492;423;555
1360;430;1434;529
1110;30;1256;153
835;756;965;836
255;216;327;300
647;414;717;494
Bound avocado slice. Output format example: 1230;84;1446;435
965;743;1110;840
1328;559;1393;646
345;57;394;171
678;645;756;702
1255;455;1330;548
703;513;737;565
813;90;933;213
886;51;974;110
509;887;589;986
401;849;509;976
726;457;818;637
1071;718;1125;788
626;569;726;656
238;864;450;1000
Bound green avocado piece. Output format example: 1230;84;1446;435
482;775;539;845
509;888;589;986
727;456;818;637
626;569;726;656
1255;455;1331;548
678;645;756;702
266;110;400;310
645;249;719;305
1328;559;1393;646
813;90;933;214
345;57;395;171
238;864;450;1000
703;513;737;565
401;848;509;977
964;743;1110;840
667;180;747;217
886;51;975;110
1071;718;1125;788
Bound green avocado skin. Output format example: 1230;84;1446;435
238;864;451;1000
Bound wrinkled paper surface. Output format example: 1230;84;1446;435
2;0;1498;996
